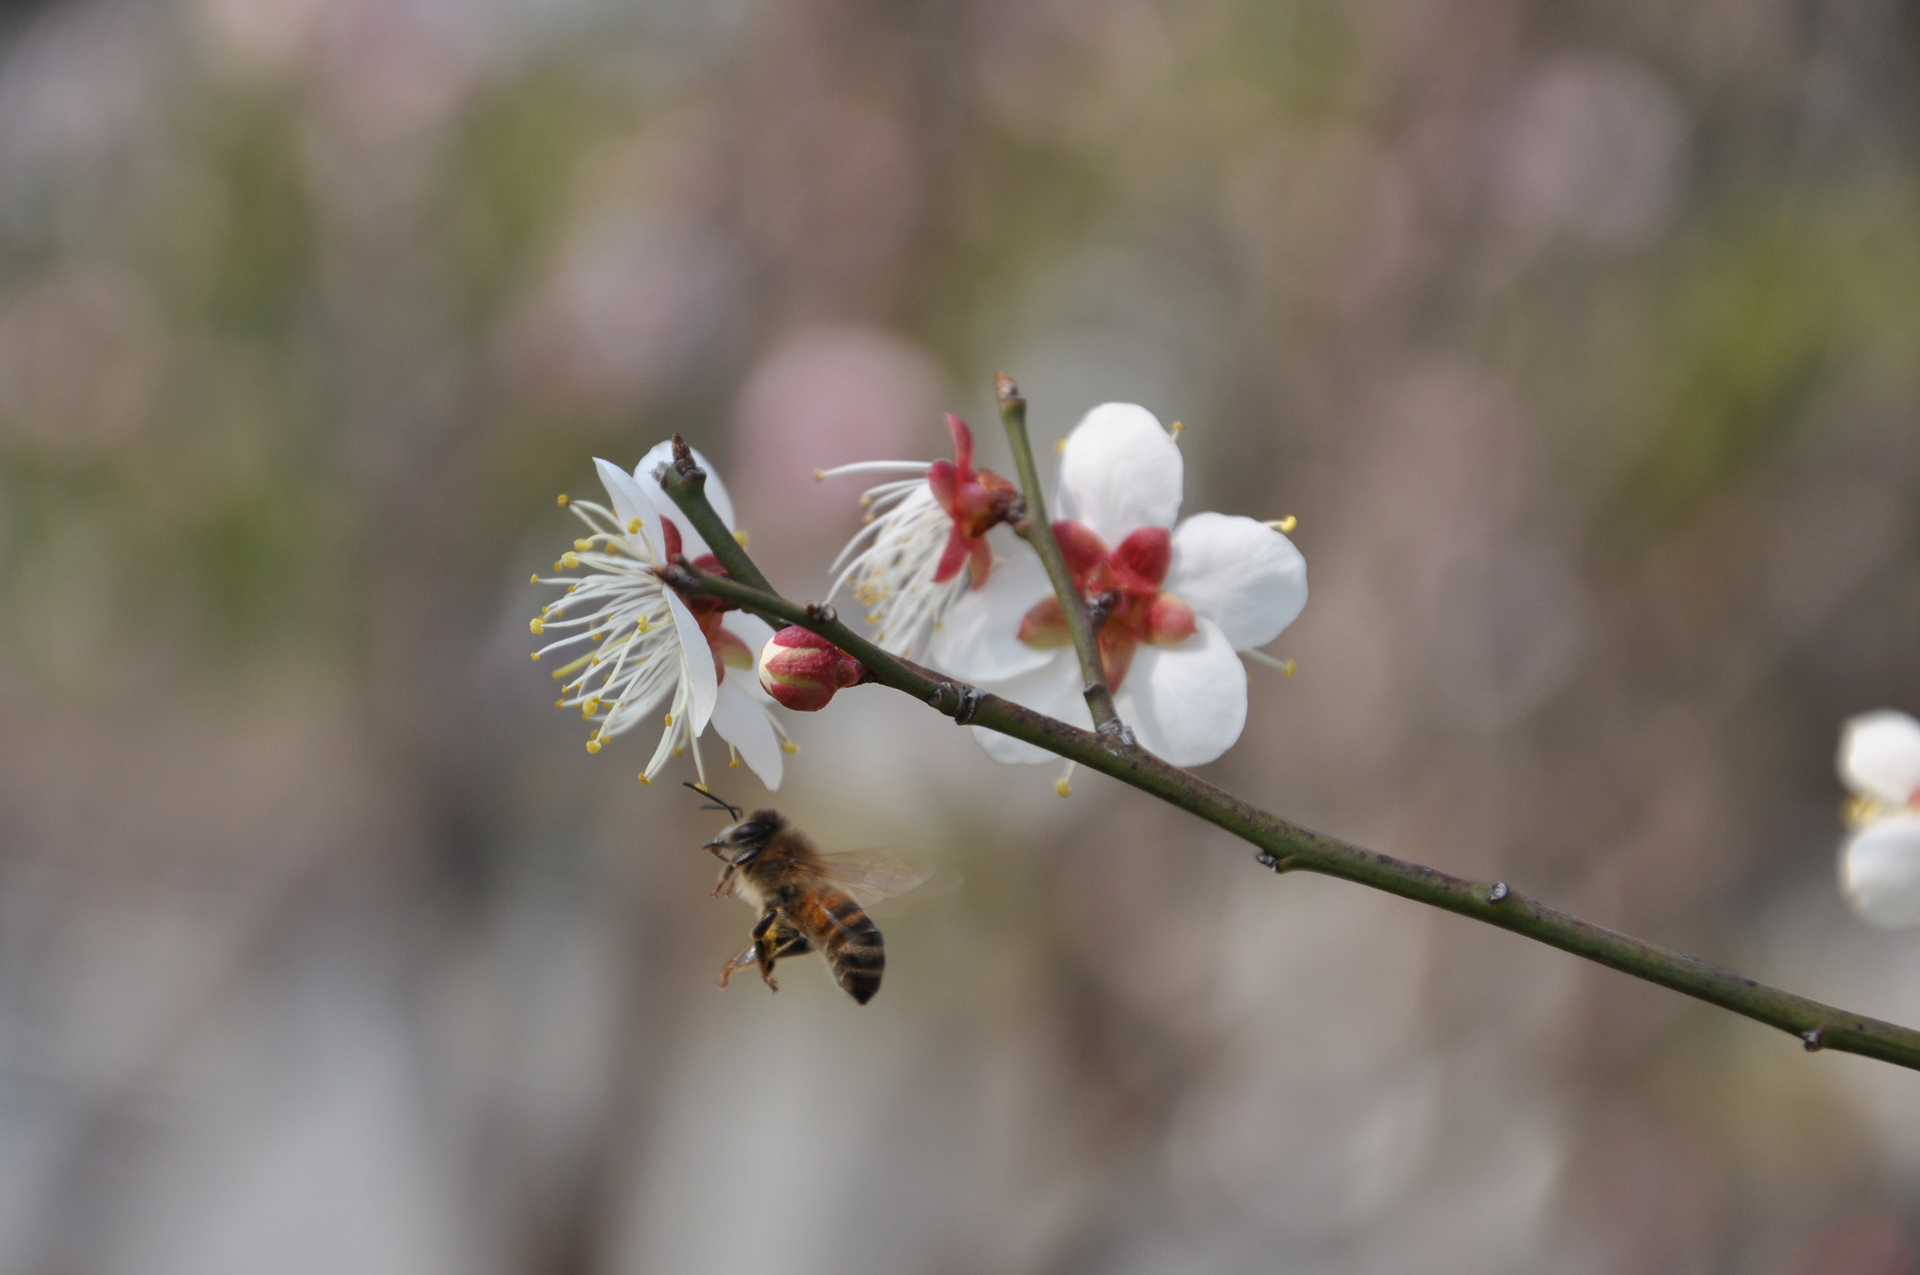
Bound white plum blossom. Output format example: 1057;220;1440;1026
1837;710;1920;927
531;441;790;789
929;403;1307;770
821;414;1020;658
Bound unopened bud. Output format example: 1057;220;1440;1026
758;626;866;712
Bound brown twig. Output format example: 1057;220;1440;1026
652;462;1920;1072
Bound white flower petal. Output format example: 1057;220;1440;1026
1115;618;1247;766
723;611;776;659
1164;512;1307;650
710;679;783;790
1841;814;1920;927
1054;403;1183;543
664;591;718;733
968;653;1089;765
928;550;1055;682
593;458;663;560
636;438;735;557
721;612;779;704
1839;710;1920;807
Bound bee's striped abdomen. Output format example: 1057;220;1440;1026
799;887;885;1005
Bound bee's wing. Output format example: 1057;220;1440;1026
813;848;933;909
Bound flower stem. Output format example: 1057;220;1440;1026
992;374;1125;737
654;470;1920;1072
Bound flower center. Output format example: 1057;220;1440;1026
926;415;1020;587
1015;521;1195;691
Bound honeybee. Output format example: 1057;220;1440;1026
692;787;924;1005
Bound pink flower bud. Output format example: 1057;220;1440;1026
757;626;866;712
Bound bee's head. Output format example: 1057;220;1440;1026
703;809;785;864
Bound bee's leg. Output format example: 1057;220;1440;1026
711;864;737;898
751;910;783;992
718;942;758;989
766;929;815;961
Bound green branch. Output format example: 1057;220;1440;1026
994;374;1124;736
656;437;1920;1072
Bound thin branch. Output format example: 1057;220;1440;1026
993;374;1125;737
652;471;1920;1072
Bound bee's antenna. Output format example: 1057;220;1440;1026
683;781;743;820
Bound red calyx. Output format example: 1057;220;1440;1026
758;626;867;712
927;414;1020;589
1015;521;1196;691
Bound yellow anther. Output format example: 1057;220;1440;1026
781;741;799;754
813;468;826;482
628;518;641;534
672;746;683;757
636;615;649;633
1170;420;1185;437
567;585;577;594
574;538;592;552
733;527;748;547
1055;778;1072;798
1845;794;1886;828
664;713;674;727
529;618;545;635
561;551;580;569
586;739;602;754
530;652;541;661
863;514;875;525
557;494;569;507
636;773;651;785
555;699;565;708
1282;658;1297;678
530;573;540;585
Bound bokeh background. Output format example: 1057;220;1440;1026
0;0;1917;1270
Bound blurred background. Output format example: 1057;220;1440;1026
0;0;1917;1270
